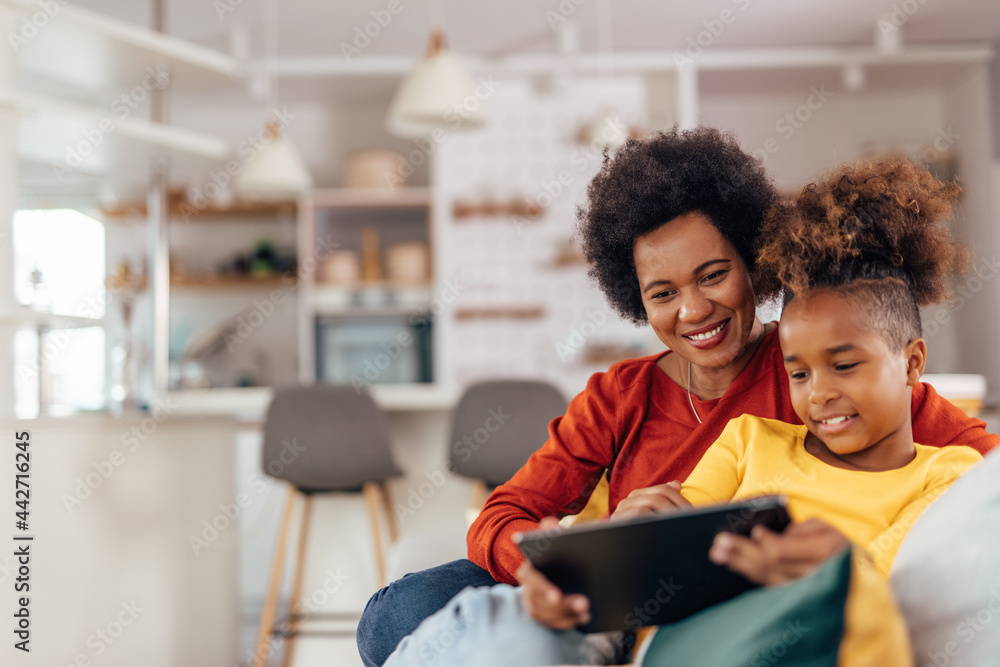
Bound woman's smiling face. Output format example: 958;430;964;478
634;211;759;370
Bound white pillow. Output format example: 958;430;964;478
890;447;1000;666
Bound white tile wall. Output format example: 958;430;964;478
433;76;661;398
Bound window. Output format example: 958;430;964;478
13;209;106;416
13;209;105;316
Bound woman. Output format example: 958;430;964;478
357;128;997;666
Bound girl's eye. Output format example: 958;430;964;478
835;362;859;372
789;370;809;381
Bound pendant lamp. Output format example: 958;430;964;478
236;118;314;199
235;0;313;199
386;30;485;139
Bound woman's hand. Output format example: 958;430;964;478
610;481;692;521
516;517;590;629
708;518;850;586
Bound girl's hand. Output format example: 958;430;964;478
708;518;850;586
610;481;692;521
517;517;590;629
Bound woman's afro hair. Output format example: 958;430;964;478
576;126;778;324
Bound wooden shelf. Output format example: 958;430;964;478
103;194;297;220
170;274;295;289
453;199;545;221
173;200;297;219
454;306;546;320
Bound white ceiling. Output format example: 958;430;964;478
72;0;1000;59
57;0;1000;109
17;0;1000;202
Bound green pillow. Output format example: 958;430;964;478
640;549;850;667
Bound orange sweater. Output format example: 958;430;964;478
468;326;997;583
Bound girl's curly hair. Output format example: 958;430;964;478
577;127;778;324
756;155;967;348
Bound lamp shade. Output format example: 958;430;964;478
235;123;314;199
386;30;485;139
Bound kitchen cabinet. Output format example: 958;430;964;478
296;188;435;385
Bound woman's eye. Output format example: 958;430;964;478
702;270;728;283
652;290;676;300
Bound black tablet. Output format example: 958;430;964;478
514;495;791;633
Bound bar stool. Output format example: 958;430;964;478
447;380;568;511
253;385;401;667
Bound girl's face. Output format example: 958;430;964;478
634;211;759;370
779;290;926;469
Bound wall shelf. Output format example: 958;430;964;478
6;89;231;172
3;0;240;98
452;198;544;221
170;275;295;289
454;306;546;320
102;194;297;220
0;309;105;329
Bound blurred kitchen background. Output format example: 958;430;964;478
1;0;999;665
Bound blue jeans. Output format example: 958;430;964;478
383;585;621;667
357;559;500;667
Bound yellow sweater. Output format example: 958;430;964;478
681;415;982;576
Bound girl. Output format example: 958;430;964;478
684;154;983;585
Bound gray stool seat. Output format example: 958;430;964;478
262;384;402;492
448;379;568;508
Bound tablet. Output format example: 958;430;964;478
514;495;791;633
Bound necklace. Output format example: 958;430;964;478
686;359;702;424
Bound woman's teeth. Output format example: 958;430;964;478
687;322;725;341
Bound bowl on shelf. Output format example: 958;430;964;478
385;242;429;284
320;250;362;284
345;150;407;189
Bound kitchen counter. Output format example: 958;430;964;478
167;383;463;418
0;414;238;667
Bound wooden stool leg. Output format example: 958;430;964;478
469;479;488;512
281;494;314;667
380;482;398;545
253;487;298;667
363;482;388;588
